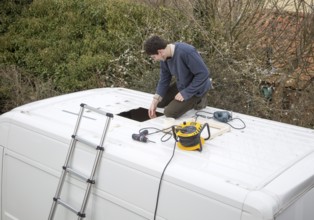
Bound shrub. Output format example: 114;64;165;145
0;66;60;114
0;0;313;128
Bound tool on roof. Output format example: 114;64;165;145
132;129;155;143
213;111;232;123
172;121;210;152
195;110;246;129
48;103;113;220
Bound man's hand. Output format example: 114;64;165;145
175;92;184;102
148;99;159;118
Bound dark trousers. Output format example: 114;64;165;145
158;83;203;119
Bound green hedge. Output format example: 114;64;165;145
1;0;312;128
0;0;180;92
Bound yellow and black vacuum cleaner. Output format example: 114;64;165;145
172;121;210;152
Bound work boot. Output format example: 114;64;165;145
194;95;208;110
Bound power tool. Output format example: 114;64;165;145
132;133;149;143
213;111;232;123
132;130;154;143
172;121;210;152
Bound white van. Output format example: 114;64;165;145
0;87;313;220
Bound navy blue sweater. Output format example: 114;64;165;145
156;42;211;100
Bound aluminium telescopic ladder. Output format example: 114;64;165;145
48;103;113;220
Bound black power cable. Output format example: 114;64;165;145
135;126;177;219
153;140;177;220
138;127;173;142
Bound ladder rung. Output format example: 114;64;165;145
65;167;89;182
57;198;85;217
73;135;99;149
81;103;113;118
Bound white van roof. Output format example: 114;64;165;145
1;87;314;218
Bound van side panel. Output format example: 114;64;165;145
5;124;69;171
2;150;150;220
276;187;314;220
240;212;264;220
0;146;3;218
2;151;57;220
158;181;242;220
2;123;159;219
0;121;10;147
